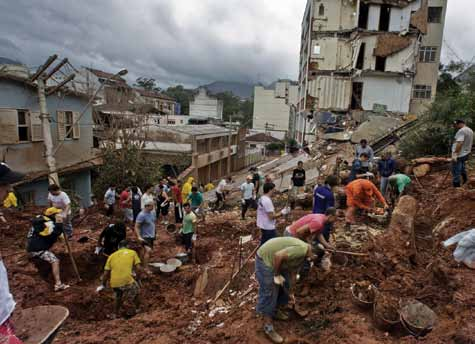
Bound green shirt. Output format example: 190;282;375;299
182;212;197;234
390;174;411;193
187;192;203;207
257;237;309;271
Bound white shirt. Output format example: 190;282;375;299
257;195;276;230
141;193;155;210
0;260;15;325
48;191;71;215
453;126;474;158
216;179;227;194
240;182;254;200
104;188;116;205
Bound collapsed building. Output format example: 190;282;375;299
298;0;447;140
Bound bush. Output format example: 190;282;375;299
399;122;452;159
266;142;285;151
93;146;162;198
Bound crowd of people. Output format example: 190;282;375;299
0;118;472;343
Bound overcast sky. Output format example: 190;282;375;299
0;0;472;88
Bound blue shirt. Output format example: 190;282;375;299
377;158;396;178
136;210;156;239
313;185;334;214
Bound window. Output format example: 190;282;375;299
17;110;30;142
419;46;437;63
413;85;432;99
167;120;176;125
358;3;369;29
355;43;366;70
428;7;443;23
375;56;386;72
318;4;325;17
65;111;74;139
313;44;321;55
379;5;391;32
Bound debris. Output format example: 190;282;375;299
413;164;431;178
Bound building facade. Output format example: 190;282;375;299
134;88;176;117
252;80;299;140
189;87;224;120
298;0;447;135
0;64;96;207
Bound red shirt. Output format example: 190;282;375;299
288;214;327;236
119;190;131;209
171;185;182;204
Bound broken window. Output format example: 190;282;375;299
318;4;325;17
356;43;366;70
351;82;364;110
313;44;321;55
358;3;369;29
379;5;391;32
419;46;437;63
428;7;443;23
17;110;30;142
413;85;432;99
375;56;386;72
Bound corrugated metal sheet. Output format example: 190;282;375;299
308;76;351;111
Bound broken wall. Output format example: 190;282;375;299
311;37;353;71
312;0;356;32
353;75;412;112
308;76;352;111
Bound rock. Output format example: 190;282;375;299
413;164;431;178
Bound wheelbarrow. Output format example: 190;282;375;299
12;306;69;344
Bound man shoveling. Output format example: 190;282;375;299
98;240;141;319
255;237;313;343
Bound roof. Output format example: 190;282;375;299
157;124;234;137
245;133;282;143
362;0;417;7
86;67;127;84
135;88;175;101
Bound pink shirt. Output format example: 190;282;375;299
288;214;327;236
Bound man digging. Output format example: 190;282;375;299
255;237;313;343
134;200;156;274
99;240;141;319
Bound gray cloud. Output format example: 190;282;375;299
0;1;472;88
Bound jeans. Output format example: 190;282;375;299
380;176;389;196
255;256;289;318
241;199;254;219
63;217;73;238
452;155;469;187
315;223;332;261
260;229;277;246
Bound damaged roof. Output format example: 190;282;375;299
362;0;417;7
374;34;413;57
86;67;127;84
135;88;176;101
245;133;282;143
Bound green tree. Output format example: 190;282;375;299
215;91;241;121
163;85;194;115
400;60;475;158
134;77;161;92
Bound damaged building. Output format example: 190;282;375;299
298;0;447;134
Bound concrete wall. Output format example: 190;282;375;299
354;75;412;113
253;83;297;133
190;88;223;119
312;0;356;32
308;76;352;111
410;0;447;114
16;169;92;208
0;79;95;174
311;37;352;71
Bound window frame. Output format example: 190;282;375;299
413;85;432;99
17;109;31;143
419;46;437;63
428;7;443;23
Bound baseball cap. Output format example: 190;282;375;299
0;162;25;185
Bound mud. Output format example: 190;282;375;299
2;170;475;343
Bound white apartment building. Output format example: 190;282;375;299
252;80;299;140
189;87;224;120
298;0;448;141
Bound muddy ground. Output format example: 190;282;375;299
2;171;475;343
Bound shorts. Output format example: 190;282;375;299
113;281;140;299
141;238;155;249
29;250;58;263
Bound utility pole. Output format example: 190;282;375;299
37;77;59;185
31;55;78;186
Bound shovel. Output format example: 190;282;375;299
317;244;369;257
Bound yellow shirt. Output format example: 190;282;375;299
3;192;17;208
205;183;214;192
104;248;141;288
